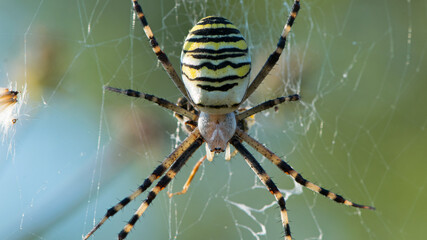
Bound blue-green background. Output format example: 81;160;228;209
1;0;426;240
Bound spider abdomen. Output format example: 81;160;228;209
181;16;251;114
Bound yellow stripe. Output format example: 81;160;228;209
183;40;247;52
143;25;153;38
344;200;352;206
182;64;250;80
123;224;133;233
327;192;337;199
153;45;161;54
190;23;238;32
305;182;321;192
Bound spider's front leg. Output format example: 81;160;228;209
105;86;197;121
118;134;204;239
242;0;301;101
83;129;202;240
131;0;190;100
231;137;292;240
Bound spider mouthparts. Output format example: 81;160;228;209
211;147;225;153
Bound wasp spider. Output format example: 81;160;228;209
84;1;374;239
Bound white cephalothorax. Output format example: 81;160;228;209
198;111;236;152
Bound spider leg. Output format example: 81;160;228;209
235;129;375;210
118;136;204;239
230;137;292;240
105;86;197;121
131;0;191;102
236;94;300;121
167;143;239;198
83;129;202;240
167;155;206;197
243;0;300;101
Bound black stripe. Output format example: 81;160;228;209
152;164;166;177
319;188;329;196
334;194;345;204
265;178;277;190
196;103;240;109
182;70;250;82
287;16;296;28
197;83;238;92
157;50;168;60
294;173;307;186
188;53;247;60
138;177;154;193
197;17;231;25
278;198;287;211
146;191;157;204
128;214;139;226
140;15;148;27
277;161;293;172
190;27;241;36
123;89;141;98
285;223;291;236
186;36;244;43
183;47;248;54
118;230;128;240
182;61;250;70
106;206;119;217
119;197;131;206
277;36;286;49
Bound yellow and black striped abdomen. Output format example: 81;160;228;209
181;16;251;114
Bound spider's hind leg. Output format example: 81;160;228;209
231;137;292;240
118;133;204;239
83;129;203;240
236;128;375;210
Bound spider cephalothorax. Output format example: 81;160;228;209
84;1;374;240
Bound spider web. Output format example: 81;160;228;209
1;0;426;240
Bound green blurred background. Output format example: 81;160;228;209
1;0;426;239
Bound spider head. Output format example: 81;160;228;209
198;111;236;153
